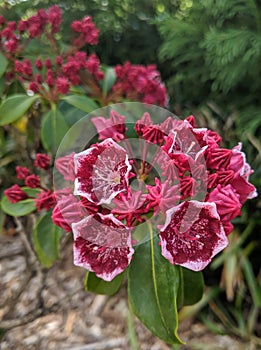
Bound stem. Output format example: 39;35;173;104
127;301;140;350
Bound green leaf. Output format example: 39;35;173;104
61;95;99;113
58;101;86;126
1;196;36;216
0;77;5;96
0;53;8;79
0;94;39;125
102;67;116;95
40;108;69;153
128;226;183;345
22;187;41;197
177;267;204;308
32;211;63;268
85;271;125;296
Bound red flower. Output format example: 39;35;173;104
4;184;28;203
35;190;55;211
146;178;180;215
18;19;28;32
230;175;257;204
207;185;242;235
48;5;62;34
112;189;148;226
29;82;39;93
34;153;51;170
71;16;99;47
206;147;232;170
25;174;41;188
180;176;196;199
85;53;103;80
72;213;134;281
74;138;131;205
55;152;75;181
44;57;52;69
5;38;18;53
35;58;43;70
0;16;5;26
134;112;173;144
113;63;168;106
52;191;85;232
16;166;30;180
46;69;55;87
159;200;228;271
56;77;70;94
91;110;126;141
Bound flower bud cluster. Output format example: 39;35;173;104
0;6;168;106
4;153;56;212
113;62;167;106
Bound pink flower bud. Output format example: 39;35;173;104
25;174;41;188
4;184;28;204
34;153;51;170
16;166;30;180
35;190;55;211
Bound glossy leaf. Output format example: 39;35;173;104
1;196;36;216
61;95;99;113
128;228;183;345
102;67;116;95
0;94;39;125
177;267;204;308
22;187;41;198
32;211;63;268
0;77;5;96
40;108;69;153
85;271;125;296
0;53;8;79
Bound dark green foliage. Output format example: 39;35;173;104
157;0;261;137
158;3;261;342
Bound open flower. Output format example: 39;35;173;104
159;200;228;271
74;138;132;205
55;152;75;181
72;213;134;281
52;190;85;232
91;110;126;141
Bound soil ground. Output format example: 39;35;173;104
0;229;259;350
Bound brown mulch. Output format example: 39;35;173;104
0;226;259;350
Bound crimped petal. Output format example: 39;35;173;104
74;138;131;205
72;213;134;281
159;200;228;271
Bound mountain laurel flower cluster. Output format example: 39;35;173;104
0;6;167;106
52;112;257;281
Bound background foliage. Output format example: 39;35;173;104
0;0;179;65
